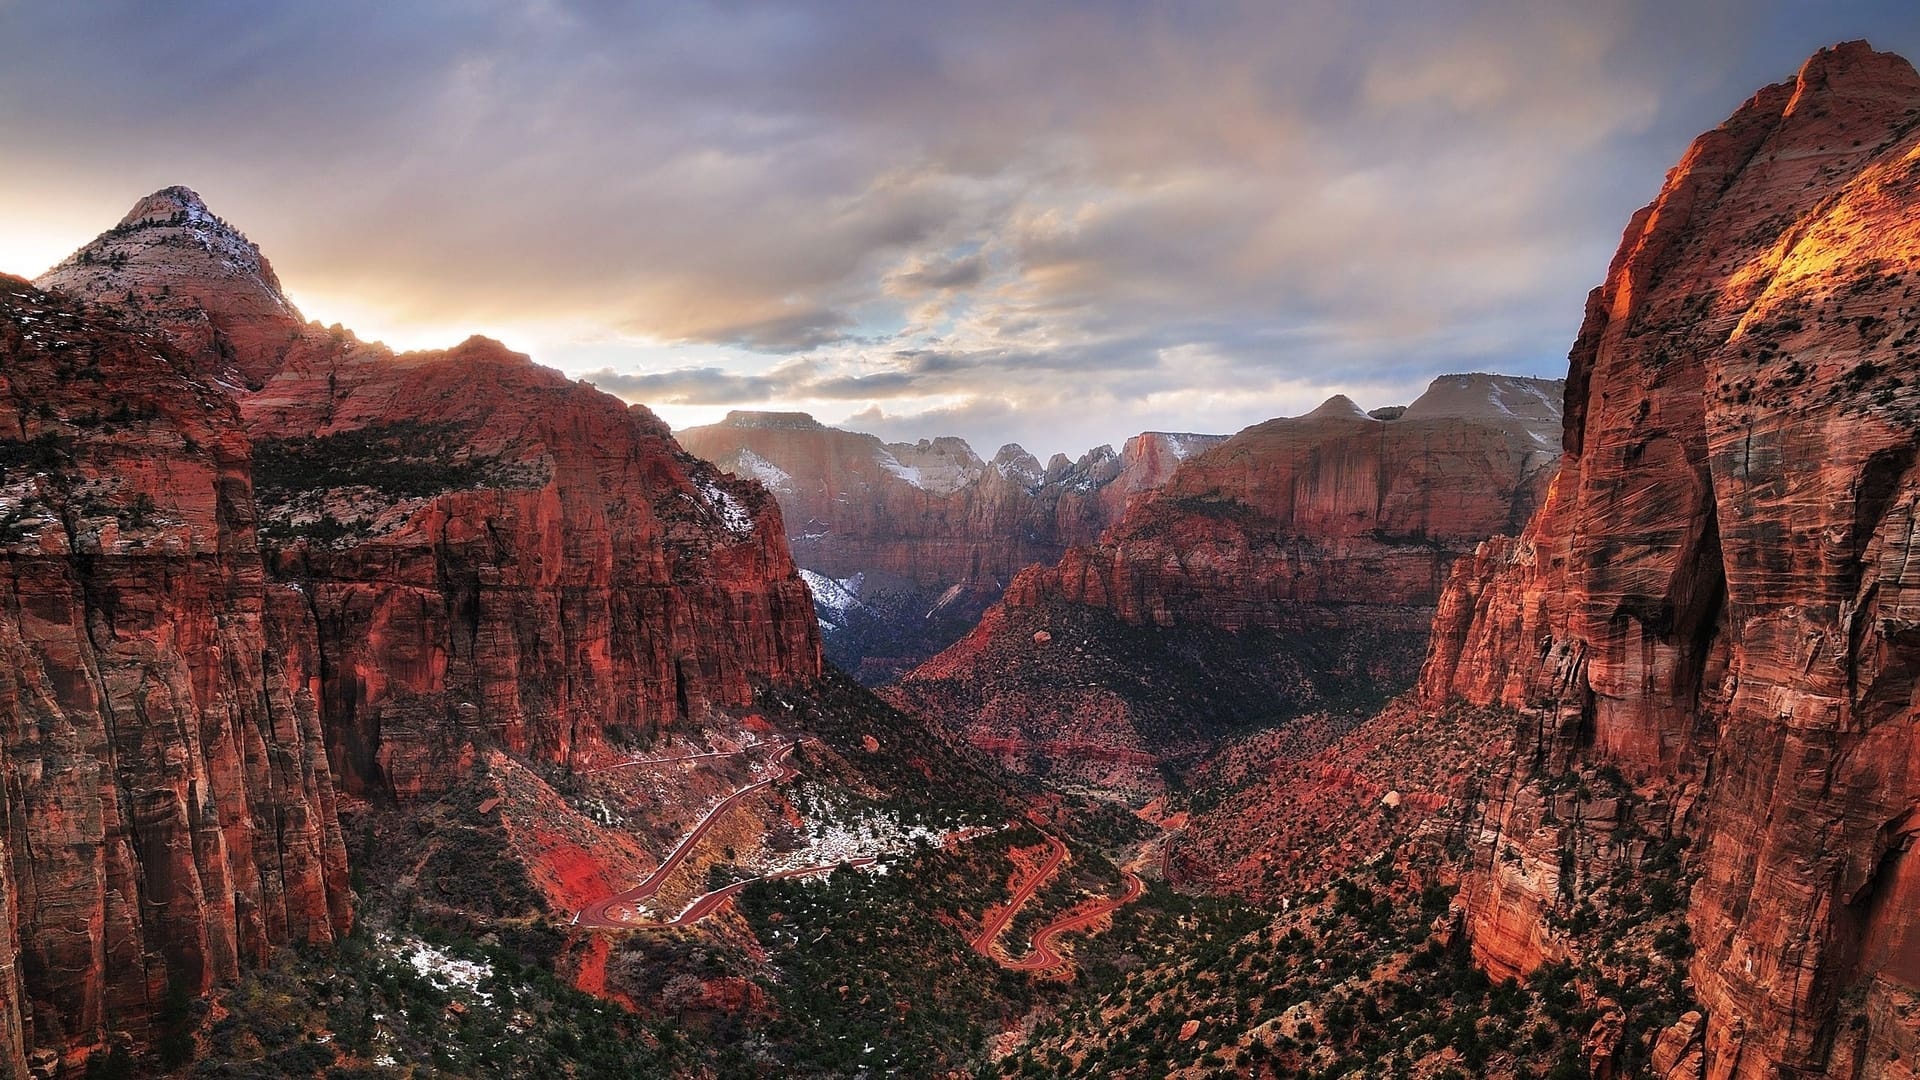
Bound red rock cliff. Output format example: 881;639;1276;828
246;337;823;800
1422;41;1920;1078
1004;377;1561;630
0;277;351;1071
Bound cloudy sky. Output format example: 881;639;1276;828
4;1;1918;456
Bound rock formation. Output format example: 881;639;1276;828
38;186;304;387
889;374;1561;793
0;276;352;1072
0;186;825;1067
679;410;1223;680
1421;41;1920;1078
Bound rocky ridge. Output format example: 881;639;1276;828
1420;41;1920;1078
37;186;823;804
888;373;1562;793
0;186;824;1068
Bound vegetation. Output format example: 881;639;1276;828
252;421;499;503
192;925;694;1079
1005;763;1701;1079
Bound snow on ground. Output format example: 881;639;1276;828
395;937;494;1000
751;793;967;877
798;569;865;621
875;450;924;489
1158;432;1222;461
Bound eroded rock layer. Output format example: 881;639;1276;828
0;186;827;1067
0;276;351;1071
1422;41;1920;1078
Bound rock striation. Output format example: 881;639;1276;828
1421;41;1920;1078
679;411;1223;680
889;374;1561;792
0;276;352;1072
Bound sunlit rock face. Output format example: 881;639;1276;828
679;410;1225;681
37;186;304;387
887;373;1561;794
1421;41;1920;1078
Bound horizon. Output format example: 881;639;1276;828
4;2;1919;458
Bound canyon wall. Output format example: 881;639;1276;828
1422;41;1920;1078
0;277;352;1072
0;186;825;1069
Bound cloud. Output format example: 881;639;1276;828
688;307;856;353
4;0;1919;454
886;251;988;294
580;366;786;404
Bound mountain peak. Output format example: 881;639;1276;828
119;185;216;229
720;410;826;431
1302;394;1370;421
35;184;302;383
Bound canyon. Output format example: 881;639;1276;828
1;35;1919;1080
0;186;823;1071
679;410;1223;681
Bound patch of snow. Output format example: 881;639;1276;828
399;938;493;999
1486;383;1517;417
733;448;796;494
697;478;756;537
875;450;924;490
799;569;865;619
752;791;971;877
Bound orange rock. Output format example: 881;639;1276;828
678;414;1226;679
38;191;823;803
0;276;351;1068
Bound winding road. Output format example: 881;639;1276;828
971;834;1068;958
662;857;879;926
575;743;800;928
972;832;1145;972
1002;870;1145;971
577;744;764;776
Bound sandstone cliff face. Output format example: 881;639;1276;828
678;410;1222;680
1422;42;1920;1078
39;188;823;805
0;276;352;1071
889;375;1561;793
